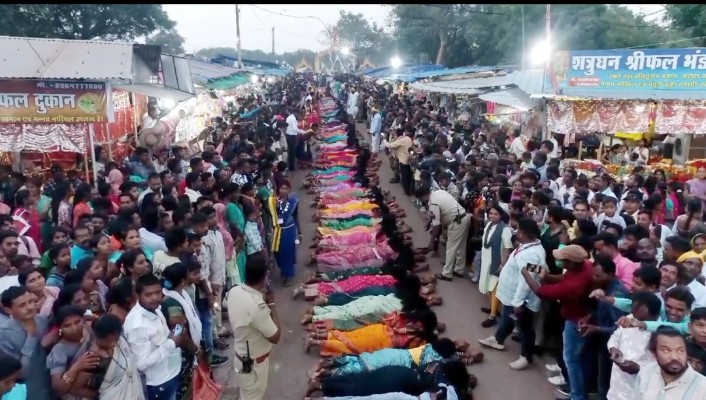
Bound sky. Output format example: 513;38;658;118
163;4;390;53
163;4;666;54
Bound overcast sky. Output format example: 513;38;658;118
163;4;390;53
163;4;665;53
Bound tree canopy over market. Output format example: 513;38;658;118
0;4;704;67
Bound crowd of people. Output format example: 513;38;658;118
1;69;706;400
366;78;706;399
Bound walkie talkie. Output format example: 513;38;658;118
238;341;254;374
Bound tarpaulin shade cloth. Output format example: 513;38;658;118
203;75;252;90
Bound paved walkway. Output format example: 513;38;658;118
214;123;558;399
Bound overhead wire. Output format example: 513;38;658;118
610;35;706;50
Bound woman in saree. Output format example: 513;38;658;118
12;189;42;253
76;314;145;399
161;262;202;400
304;306;437;357
111;249;152;287
108;226;155;265
306;361;473;400
47;305;97;399
312;241;400;271
313;189;369;207
267;180;301;286
214;202;237;286
301;274;440;324
51;181;74;230
105;277;135;323
224;183;248;284
72;183;93;228
294;274;399;300
312;338;479;377
19;267;59;317
66;258;107;316
26;176;52;250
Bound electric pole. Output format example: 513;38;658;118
235;4;242;68
271;27;275;56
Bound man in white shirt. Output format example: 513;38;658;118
141;105;160;130
480;219;545;370
184;172;203;205
369;108;383;154
124;274;190;400
139;208;168;253
509;129;526;158
634;327;706;400
137;173;163;207
285;111;305;171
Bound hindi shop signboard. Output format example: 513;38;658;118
550;48;706;91
0;80;108;124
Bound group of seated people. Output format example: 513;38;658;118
295;97;477;400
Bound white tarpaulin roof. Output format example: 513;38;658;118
0;35;133;80
113;83;195;102
479;88;538;111
411;69;547;96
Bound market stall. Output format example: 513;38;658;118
544;48;706;179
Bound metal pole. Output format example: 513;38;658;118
105;122;113;160
271;27;275;56
521;5;526;70
88;124;99;187
546;4;552;58
235;4;243;69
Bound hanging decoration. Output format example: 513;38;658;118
547;100;651;134
655;100;706;135
0;123;87;152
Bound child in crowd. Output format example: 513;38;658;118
244;206;264;258
594;196;626;230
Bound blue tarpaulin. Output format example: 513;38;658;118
385;65;522;82
362;64;446;79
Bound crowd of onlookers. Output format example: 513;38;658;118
367;81;706;399
0;74;337;400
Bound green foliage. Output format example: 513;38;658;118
664;4;706;46
391;4;678;67
146;29;185;55
322;11;389;64
0;4;174;41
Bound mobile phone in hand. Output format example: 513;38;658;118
173;324;184;336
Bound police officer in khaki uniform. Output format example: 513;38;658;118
416;184;471;280
227;256;281;400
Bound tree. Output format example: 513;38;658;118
322;11;388;64
391;4;675;68
146;29;185;55
391;4;475;66
664;5;706;46
0;4;174;41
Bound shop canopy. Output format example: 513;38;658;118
362;64;445;79
479;88;538;111
202;74;253;90
410;69;547;96
389;65;518;82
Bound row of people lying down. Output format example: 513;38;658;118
296;145;475;400
301;252;476;399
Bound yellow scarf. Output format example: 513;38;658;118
267;196;282;252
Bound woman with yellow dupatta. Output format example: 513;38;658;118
267;180;301;286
